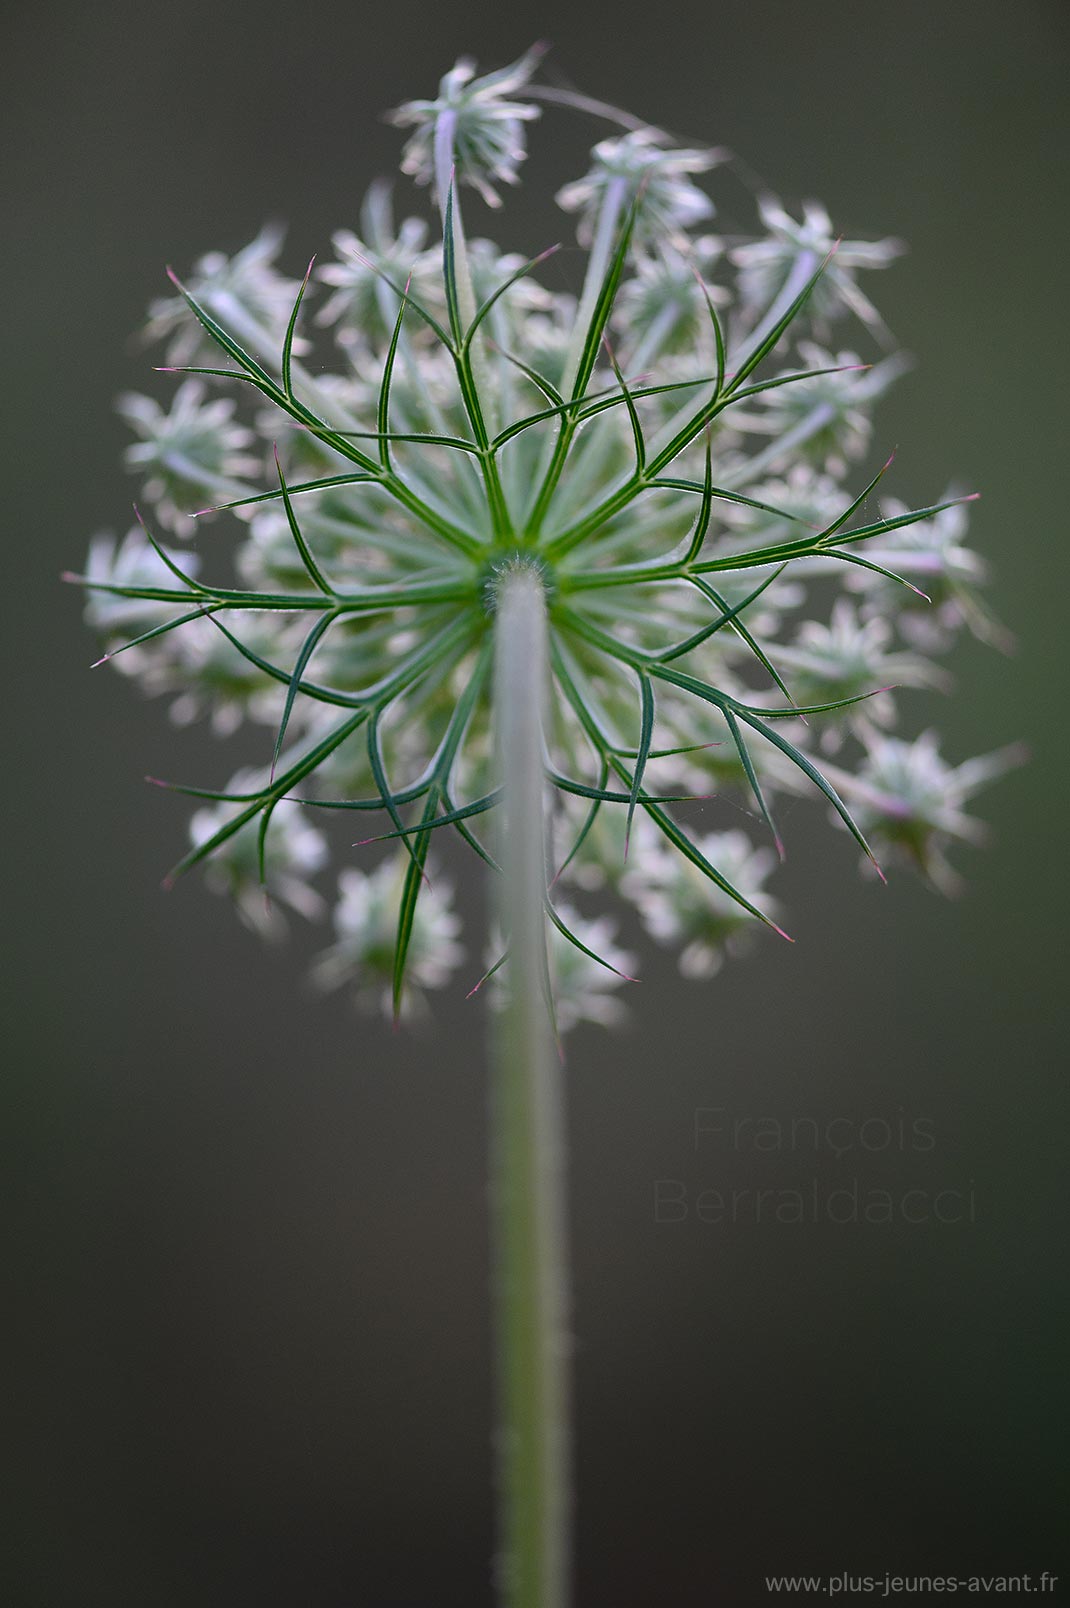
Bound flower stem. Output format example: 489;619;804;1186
561;174;629;400
491;565;571;1608
733;247;818;366
434;109;500;442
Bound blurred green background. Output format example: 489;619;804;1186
5;1;1067;1603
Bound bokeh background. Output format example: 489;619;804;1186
5;1;1068;1603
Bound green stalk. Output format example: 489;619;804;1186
491;565;570;1608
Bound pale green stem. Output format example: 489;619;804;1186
733;247;819;368
433;110;502;442
524;174;629;532
491;566;570;1608
560;174;629;401
724;349;911;491
626;301;680;375
724;401;836;490
639;248;822;474
434;110;479;329
156;450;252;502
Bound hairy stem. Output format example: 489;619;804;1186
491;566;570;1608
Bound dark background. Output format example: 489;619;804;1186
4;1;1068;1603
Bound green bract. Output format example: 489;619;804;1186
75;52;1017;1025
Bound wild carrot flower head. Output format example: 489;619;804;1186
732;197;904;335
388;48;544;207
556;129;721;247
74;50;1019;1028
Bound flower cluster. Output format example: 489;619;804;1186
75;51;1018;1027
